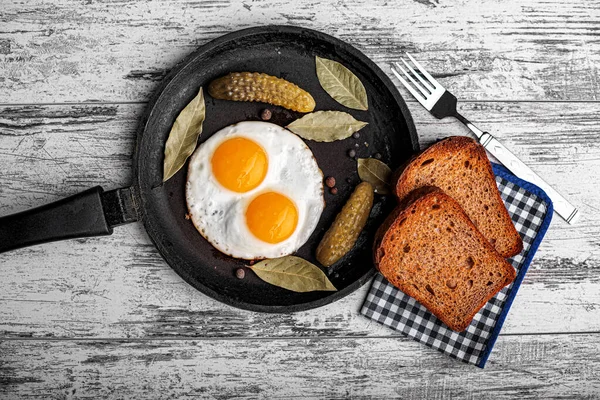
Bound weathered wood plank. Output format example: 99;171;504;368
1;0;599;103
0;101;598;338
1;334;600;398
0;104;133;212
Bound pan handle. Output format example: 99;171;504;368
0;186;138;254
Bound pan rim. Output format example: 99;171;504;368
132;25;419;313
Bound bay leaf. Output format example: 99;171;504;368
357;158;393;195
250;256;337;293
163;87;206;182
286;111;367;142
316;56;368;111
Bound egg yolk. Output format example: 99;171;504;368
211;137;268;193
246;192;299;244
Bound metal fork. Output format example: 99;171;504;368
391;53;580;224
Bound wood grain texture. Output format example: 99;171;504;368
2;335;600;398
1;102;598;339
2;1;600;395
1;0;600;103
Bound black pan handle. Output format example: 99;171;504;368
0;186;138;254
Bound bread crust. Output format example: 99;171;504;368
375;188;516;332
394;136;523;258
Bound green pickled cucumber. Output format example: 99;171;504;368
316;182;375;267
208;72;316;113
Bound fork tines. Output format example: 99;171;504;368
391;53;445;110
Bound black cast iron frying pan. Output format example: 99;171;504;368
0;26;419;312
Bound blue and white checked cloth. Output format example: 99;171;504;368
360;163;553;368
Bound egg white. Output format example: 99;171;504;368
186;121;324;260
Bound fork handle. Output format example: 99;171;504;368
479;133;579;224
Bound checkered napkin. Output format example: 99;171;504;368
360;163;553;368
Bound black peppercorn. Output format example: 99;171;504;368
236;268;245;279
260;109;272;120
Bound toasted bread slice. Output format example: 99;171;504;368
374;188;516;332
395;136;523;258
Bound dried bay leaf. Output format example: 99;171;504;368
286;111;367;142
316;56;368;111
163;87;206;182
250;256;337;293
357;158;393;194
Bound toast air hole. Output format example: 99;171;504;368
425;284;435;296
466;256;475;269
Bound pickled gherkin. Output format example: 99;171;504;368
208;72;316;113
316;182;375;267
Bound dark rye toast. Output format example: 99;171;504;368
374;188;516;332
395;136;523;258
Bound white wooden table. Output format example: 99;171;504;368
1;0;599;397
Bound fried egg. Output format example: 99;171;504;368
186;121;324;259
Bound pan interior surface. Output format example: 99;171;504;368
135;26;418;312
